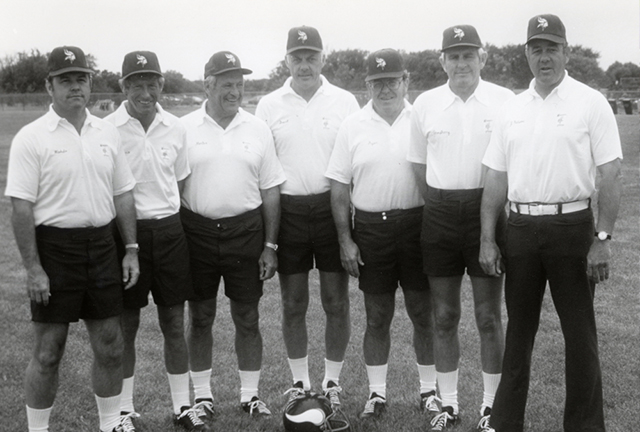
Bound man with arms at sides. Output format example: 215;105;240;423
180;51;285;421
255;25;360;408
6;46;139;432
104;51;206;431
408;25;513;431
326;48;437;422
480;14;622;432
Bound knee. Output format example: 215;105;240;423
189;306;215;331
433;307;460;334
475;310;502;335
94;330;124;367
232;306;260;335
322;293;350;317
160;316;186;341
32;348;63;373
365;313;392;335
282;296;308;320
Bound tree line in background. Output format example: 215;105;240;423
1;46;639;95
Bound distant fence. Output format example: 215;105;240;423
2;89;638;113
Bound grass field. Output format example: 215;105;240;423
0;106;637;432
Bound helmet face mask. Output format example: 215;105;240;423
283;393;350;432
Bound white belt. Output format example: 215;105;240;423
510;199;590;216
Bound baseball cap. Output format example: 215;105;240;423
47;46;94;77
286;26;323;54
442;25;482;51
527;14;567;44
204;51;252;78
365;49;405;82
121;51;162;80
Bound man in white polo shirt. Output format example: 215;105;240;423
480;14;622;432
408;25;513;431
255;25;359;407
327;48;437;422
180;51;285;420
6;46;139;432
104;51;206;432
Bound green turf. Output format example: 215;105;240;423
0;106;637;431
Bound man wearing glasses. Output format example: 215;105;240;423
327;48;437;421
408;26;513;431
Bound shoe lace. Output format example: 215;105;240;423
325;385;343;406
117;412;139;432
246;399;272;416
430;410;454;430
422;394;441;413
177;407;205;427
477;413;493;432
362;395;385;414
283;385;307;401
193;399;214;418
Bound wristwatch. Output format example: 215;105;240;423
264;242;278;251
595;231;611;241
125;243;140;252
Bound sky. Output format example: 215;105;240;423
1;0;639;81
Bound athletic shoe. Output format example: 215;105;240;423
284;381;307;403
193;398;215;421
429;406;459;431
477;407;493;432
174;406;211;432
241;396;272;416
420;391;441;418
111;411;139;432
324;380;342;408
359;393;386;419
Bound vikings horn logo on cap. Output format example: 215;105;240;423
453;28;465;40
537;16;549;30
376;57;386;70
287;26;323;54
225;53;236;64
64;49;76;63
136;54;147;67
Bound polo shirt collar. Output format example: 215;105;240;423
195;100;249;130
113;102;170;128
45;105;100;132
363;99;412;124
443;79;490;107
283;74;331;99
527;70;571;101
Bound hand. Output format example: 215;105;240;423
479;239;504;277
259;247;277;280
339;237;363;278
26;264;51;305
587;240;611;283
122;250;140;290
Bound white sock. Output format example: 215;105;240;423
365;364;388;399
26;405;52;432
120;376;135;413
239;370;260;403
168;372;191;414
190;369;213;402
322;359;344;391
417;363;437;395
288;357;311;390
95;393;122;432
482;372;501;411
437;370;458;414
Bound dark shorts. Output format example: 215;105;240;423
33;222;123;323
277;192;344;275
422;186;505;277
354;207;429;294
180;207;264;303
115;213;193;309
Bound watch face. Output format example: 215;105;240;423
598;232;608;240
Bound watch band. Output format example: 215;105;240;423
264;242;278;251
125;243;140;252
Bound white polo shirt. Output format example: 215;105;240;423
482;73;623;204
408;79;514;190
255;75;360;196
105;102;190;220
5;106;135;228
326;100;424;212
180;104;286;219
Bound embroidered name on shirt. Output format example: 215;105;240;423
195;141;208;145
54;149;68;154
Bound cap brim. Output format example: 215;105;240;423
527;34;566;44
48;67;94;77
365;71;405;82
442;42;482;51
207;67;253;77
122;70;163;81
286;46;323;55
